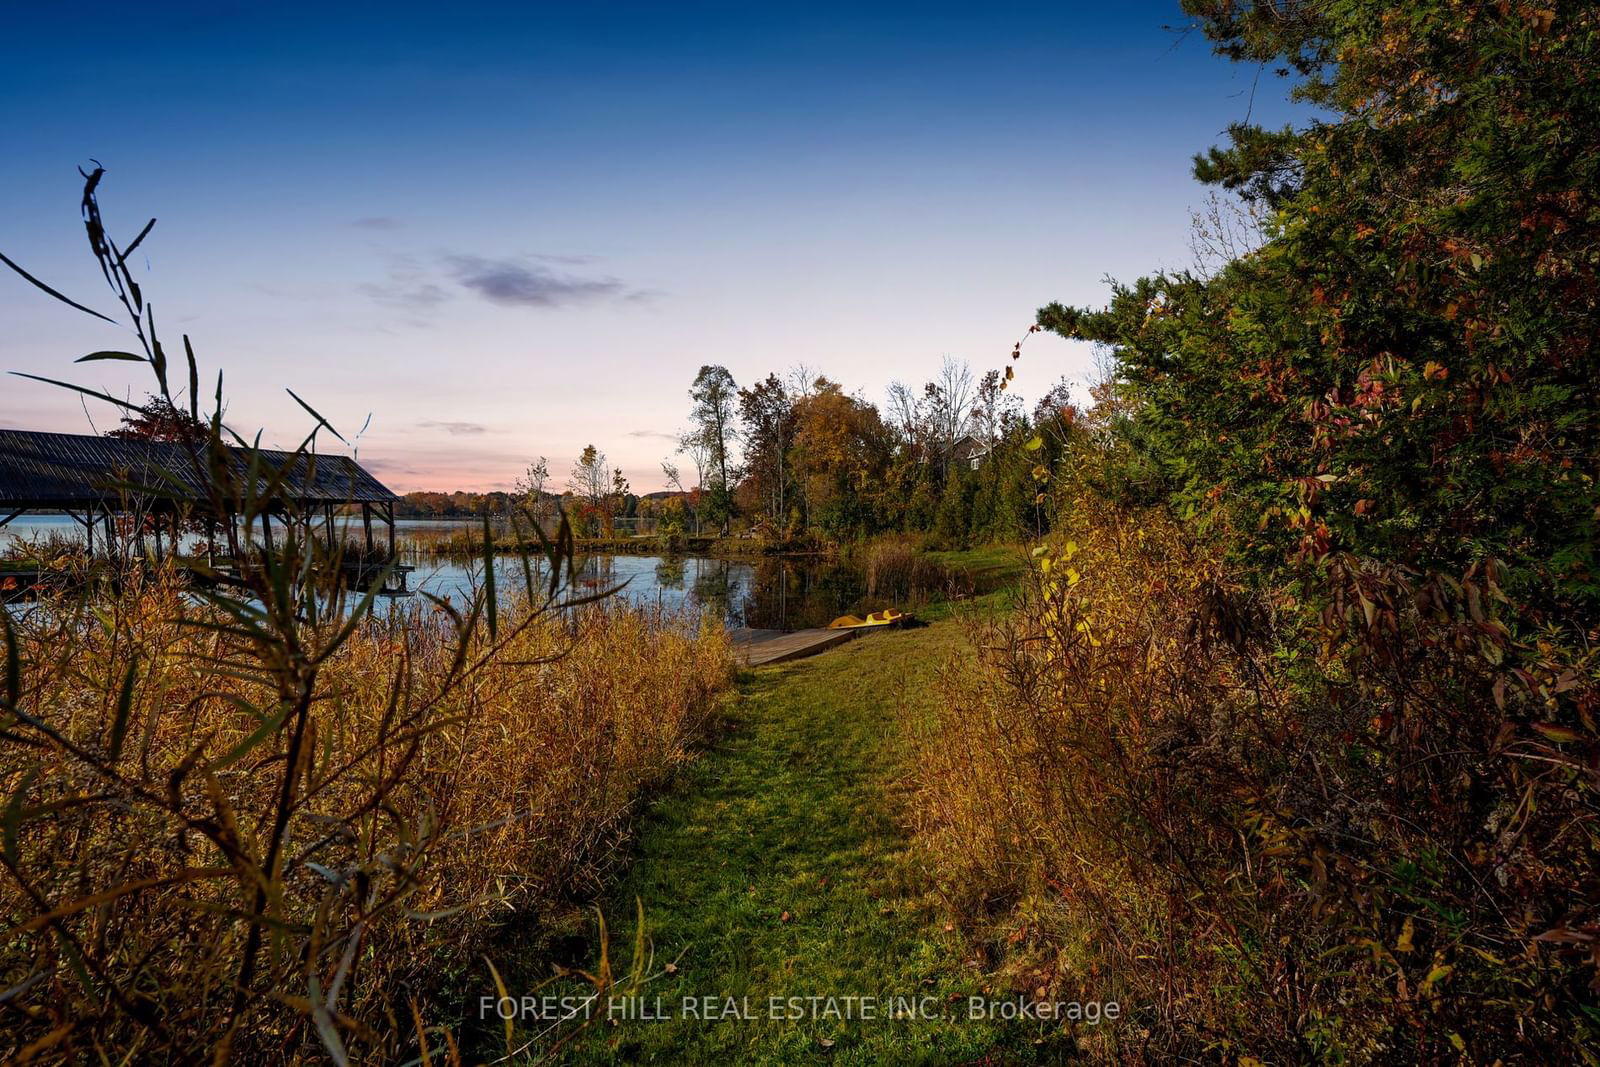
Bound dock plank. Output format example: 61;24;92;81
728;626;868;666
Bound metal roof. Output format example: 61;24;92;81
0;428;397;509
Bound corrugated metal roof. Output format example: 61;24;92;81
0;429;397;508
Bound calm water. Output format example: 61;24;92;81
2;515;869;629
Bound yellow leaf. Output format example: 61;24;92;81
1532;721;1581;743
1024;435;1044;451
1396;916;1415;953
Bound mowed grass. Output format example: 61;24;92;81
516;616;1063;1065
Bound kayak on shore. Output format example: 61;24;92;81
828;608;909;629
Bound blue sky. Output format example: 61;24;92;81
1;1;1297;492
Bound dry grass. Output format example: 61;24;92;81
1;574;731;1062
0;167;738;1064
908;485;1597;1063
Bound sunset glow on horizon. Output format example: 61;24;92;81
2;1;1299;494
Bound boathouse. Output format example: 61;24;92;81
0;428;400;560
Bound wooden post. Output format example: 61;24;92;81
362;502;374;554
386;501;396;560
260;509;274;553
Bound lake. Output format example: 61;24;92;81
1;515;870;630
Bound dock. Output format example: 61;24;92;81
729;626;873;666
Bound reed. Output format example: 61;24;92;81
0;167;733;1064
0;529;88;565
1;575;731;1061
862;535;965;605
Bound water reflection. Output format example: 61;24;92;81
401;552;870;630
4;515;876;630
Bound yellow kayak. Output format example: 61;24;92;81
828;608;909;629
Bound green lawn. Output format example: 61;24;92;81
497;617;1067;1065
920;544;1029;621
924;543;1029;588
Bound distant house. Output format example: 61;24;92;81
949;434;991;470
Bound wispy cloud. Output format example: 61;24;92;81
360;281;450;310
419;420;489;436
360;253;451;312
351;216;405;230
361;251;646;318
361;457;424;476
625;428;679;441
444;254;641;309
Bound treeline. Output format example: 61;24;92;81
395;489;523;518
719;358;1075;546
647;357;1077;545
403;359;1079;547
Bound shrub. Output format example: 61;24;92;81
910;480;1596;1062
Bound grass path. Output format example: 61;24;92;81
515;618;1056;1065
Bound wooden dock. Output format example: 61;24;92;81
729;626;872;666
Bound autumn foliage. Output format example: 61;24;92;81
915;2;1600;1061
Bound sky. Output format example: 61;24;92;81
0;1;1299;494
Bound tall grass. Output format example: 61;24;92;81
1;531;89;565
0;168;733;1063
2;576;729;1060
861;535;967;606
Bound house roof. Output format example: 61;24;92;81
0;428;397;510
